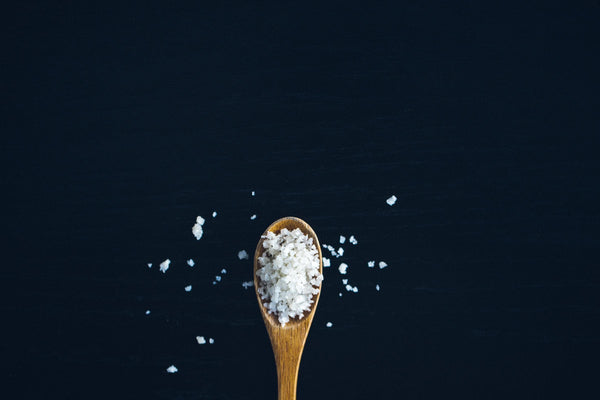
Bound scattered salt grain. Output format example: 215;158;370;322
345;284;358;293
185;285;192;292
342;279;348;284
337;247;344;256
368;261;375;268
339;293;342;297
166;365;178;373
345;284;353;292
323;257;331;267
338;263;348;275
256;228;323;326
339;235;346;244
212;281;216;285
147;263;152;268
251;191;255;196
326;322;333;328
386;195;397;206
353;286;359;293
192;216;205;240
349;235;358;245
212;211;217;217
145;310;151;315
209;338;214;344
379;261;388;269
242;281;254;289
376;284;380;291
238;250;249;260
250;214;257;220
215;276;221;282
187;259;195;267
221;268;227;274
196;336;206;344
159;259;171;273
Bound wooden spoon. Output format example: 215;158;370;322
253;216;323;400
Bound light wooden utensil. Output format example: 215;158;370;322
253;216;323;400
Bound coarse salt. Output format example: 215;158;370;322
349;235;358;245
342;279;348;284
338;263;348;275
339;235;346;244
376;284;380;291
215;276;221;282
145;310;151;315
256;228;323;326
379;261;388;269
386;195;397;206
242;281;254;289
192;216;205;240
196;336;206;344
250;214;257;220
147;263;152;268
209;338;214;344
212;211;217;217
323;257;331;267
238;250;249;260
187;259;195;267
326;322;333;327
185;285;192;292
166;365;178;373
221;268;227;274
159;259;171;273
337;247;344;257
367;261;375;268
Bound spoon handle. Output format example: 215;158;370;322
275;350;301;400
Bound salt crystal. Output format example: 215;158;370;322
349;235;358;245
221;268;227;274
342;279;348;284
147;263;152;268
166;365;178;373
376;284;380;291
323;257;331;267
185;285;192;292
159;259;171;273
337;247;344;256
238;250;249;260
345;284;353;292
242;281;254;289
326;322;333;328
339;235;346;244
187;259;195;267
379;261;388;269
251;191;255;196
212;281;216;285
338;263;348;274
215;276;221;282
339;293;342;297
250;214;257;220
368;261;375;268
212;211;217;217
145;310;151;315
209;338;214;344
386;195;397;206
192;216;205;240
196;336;206;344
353;286;358;293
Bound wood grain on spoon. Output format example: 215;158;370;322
253;217;323;400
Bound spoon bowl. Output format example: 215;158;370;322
253;216;323;400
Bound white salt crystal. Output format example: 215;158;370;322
345;284;353;292
196;336;206;344
185;285;192;292
338;263;348;275
145;310;151;315
221;268;227;274
251;191;255;196
209;338;214;344
339;293;342;297
166;365;178;373
379;261;388;269
368;261;375;268
212;281;216;285
147;263;152;268
250;214;257;220
242;281;254;289
187;259;195;267
339;235;346;244
376;284;380;291
159;259;171;273
238;250;249;260
349;235;358;245
386;195;397;206
353;286;358;293
212;211;217;217
215;276;221;282
326;322;333;328
323;257;331;267
337;247;344;256
342;279;348;284
192;216;205;240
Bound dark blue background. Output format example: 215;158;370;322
3;1;600;399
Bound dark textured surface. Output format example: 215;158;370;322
3;1;600;399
